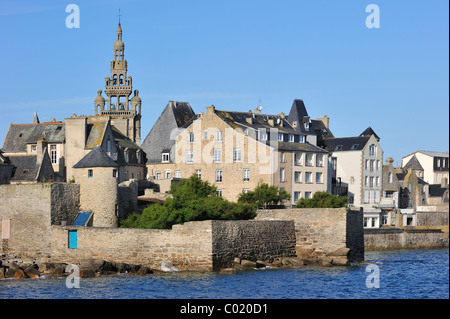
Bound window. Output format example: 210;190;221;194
304;122;309;130
365;176;368;186
259;130;268;141
188;132;195;144
294;171;302;183
107;139;111;153
388;172;392;183
316;154;324;167
334;145;343;151
68;230;78;249
278;133;283;142
385;191;394;198
294;191;300;203
280;152;286;163
377;160;380;170
331;157;337;170
370;176;374;187
216;131;223;142
162;153;170;163
305;191;312;199
165;170;171;179
243;189;250;193
186;149;194;164
295;153;304;166
376;176;380;187
305;172;312;183
369;144;376;156
113;169;117;178
316;172;323;183
299;135;305;143
350;144;359;150
174;170;181;178
288;134;294;142
305;153;314;166
215;169;223;183
88;169;93;178
203;131;208;141
365;160;369;170
50;145;58;164
213;148;222;163
370;160;374;172
217;189;223;197
195;170;202;179
155;171;161;180
280;167;286;182
243;168;250;182
233;148;242;162
31;145;37;152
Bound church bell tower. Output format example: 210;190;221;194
95;20;142;145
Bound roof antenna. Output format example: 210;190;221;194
118;8;122;24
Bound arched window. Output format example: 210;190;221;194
113;75;118;86
119;74;124;85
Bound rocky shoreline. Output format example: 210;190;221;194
1;247;354;279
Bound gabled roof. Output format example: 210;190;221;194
8;155;40;181
429;184;447;197
322;136;371;152
403;155;424;171
2;123;65;153
141;101;195;164
359;127;379;140
73;146;119;168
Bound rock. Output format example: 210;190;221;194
24;265;40;279
281;257;305;267
332;257;349;266
296;247;315;257
13;269;29;280
78;259;105;271
233;258;241;264
328;247;350;257
99;261;118;275
150;268;166;274
79;269;96;278
256;260;271;268
0;267;6;279
270;258;283;267
240;260;257;268
5;268;17;278
232;263;248;271
219;268;236;274
113;262;130;273
137;266;153;276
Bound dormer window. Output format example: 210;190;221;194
335;145;343;151
278;133;283;142
288;134;294;143
299;136;305;143
162;153;170;163
304;122;309;130
351;144;359;150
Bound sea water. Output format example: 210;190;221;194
0;249;448;299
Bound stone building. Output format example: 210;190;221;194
0;151;15;184
146;100;330;205
401;150;449;185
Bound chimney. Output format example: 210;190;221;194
316;115;330;129
36;138;48;164
246;116;253;125
206;105;215;114
386;157;394;167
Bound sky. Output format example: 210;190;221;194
0;0;448;164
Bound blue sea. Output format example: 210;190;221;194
0;249;448;300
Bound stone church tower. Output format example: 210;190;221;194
94;22;142;145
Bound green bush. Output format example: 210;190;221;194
238;182;290;209
295;191;348;208
120;175;257;229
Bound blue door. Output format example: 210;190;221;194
69;230;78;249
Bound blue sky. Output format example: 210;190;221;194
0;0;448;164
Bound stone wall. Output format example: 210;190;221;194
50;221;214;271
416;212;449;227
255;207;364;262
0;183;80;258
364;228;449;250
211;220;296;269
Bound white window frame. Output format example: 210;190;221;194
188;132;195;144
216;131;223;142
215;169;223;183
233;148;242;163
162;153;170;163
299;135;305;143
186;149;194;164
243;168;250;182
288;134;294;142
213;148;222;163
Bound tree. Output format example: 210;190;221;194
238;182;291;209
120;174;257;229
296;191;348;208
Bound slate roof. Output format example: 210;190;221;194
2;123;65;153
141;101;196;164
429;184;447;197
287;99;311;134
277;141;329;153
359;127;380;140
322;136;371;152
85;121;108;149
8;155;40;182
73;146;119;168
403;155;424;171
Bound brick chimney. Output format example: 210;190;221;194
316;115;330;129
